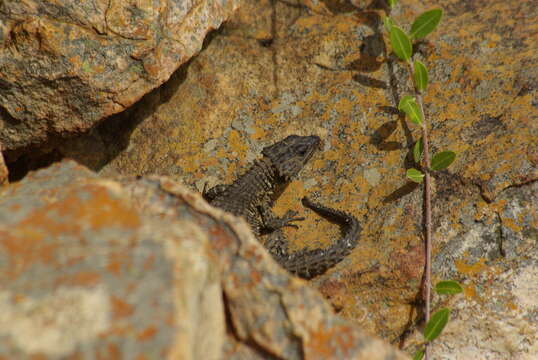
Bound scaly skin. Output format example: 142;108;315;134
204;135;360;279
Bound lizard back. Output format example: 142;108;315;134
205;135;360;278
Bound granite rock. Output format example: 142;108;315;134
0;0;240;152
0;160;408;359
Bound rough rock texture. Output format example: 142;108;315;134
421;181;538;359
0;0;240;152
0;146;7;185
49;0;537;358
0;160;408;359
3;0;536;358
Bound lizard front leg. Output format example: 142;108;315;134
203;183;228;202
257;196;305;232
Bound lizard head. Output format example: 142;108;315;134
262;135;321;180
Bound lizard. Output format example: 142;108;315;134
203;134;361;279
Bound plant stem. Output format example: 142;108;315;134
409;61;432;360
418;94;432;360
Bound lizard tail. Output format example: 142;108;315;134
276;197;361;279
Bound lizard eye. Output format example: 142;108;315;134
297;146;308;156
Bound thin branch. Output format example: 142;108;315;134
418;93;432;360
408;60;432;360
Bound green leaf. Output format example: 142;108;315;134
424;308;450;342
410;9;443;40
413;60;429;92
406;168;424;183
436;280;463;295
398;95;414;110
398;95;423;125
390;26;412;61
431;151;456;171
383;17;395;33
413;349;425;360
387;0;398;7
413;137;423;163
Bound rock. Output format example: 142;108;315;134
0;0;240;152
62;0;536;357
420;180;538;359
3;0;536;357
0;160;408;359
0;144;7;185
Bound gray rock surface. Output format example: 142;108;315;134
0;160;408;359
0;0;240;151
58;0;534;357
1;0;536;358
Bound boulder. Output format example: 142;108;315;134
0;160;408;359
0;0;240;151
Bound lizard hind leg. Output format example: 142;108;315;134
263;229;291;260
258;206;305;232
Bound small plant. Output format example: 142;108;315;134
383;1;462;359
412;280;463;359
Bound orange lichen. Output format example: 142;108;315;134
110;295;135;319
250;269;262;284
455;258;487;276
506;302;519;312
463;283;478;300
305;324;356;358
228;129;248;158
501;217;523;233
137;326;158;341
0;230;59;278
55;271;102;287
107;252;125;275
72;185;141;229
252;126;267;140
304;325;337;358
